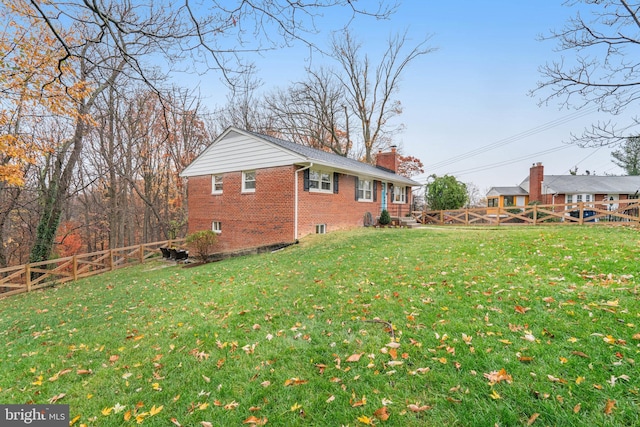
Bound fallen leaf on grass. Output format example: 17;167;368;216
49;393;65;403
573;403;581;413
374;406;390;421
571;351;589;358
484;368;513;385
351;396;367;407
357;415;374;425
547;375;567;384
526;413;540;425
514;305;530;314
224;401;239;410
149;405;163;416
407;403;431;412
243;415;268;425
346;353;363;362
284;378;308;386
489;389;501;400
201;422;213;427
604;399;616;415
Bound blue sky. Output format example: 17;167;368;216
194;1;629;192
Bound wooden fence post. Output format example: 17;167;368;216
109;250;114;271
533;204;538;225
25;264;31;293
139;244;144;264
73;256;78;281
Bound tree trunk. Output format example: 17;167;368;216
29;116;86;263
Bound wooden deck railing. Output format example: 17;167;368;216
412;199;640;226
0;239;184;298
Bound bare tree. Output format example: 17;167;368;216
20;0;396;89
266;67;352;156
330;29;434;163
533;0;640;146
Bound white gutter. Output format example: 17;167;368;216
294;163;313;241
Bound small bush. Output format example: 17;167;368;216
185;230;218;262
379;209;391;225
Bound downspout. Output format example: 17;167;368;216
294;163;313;241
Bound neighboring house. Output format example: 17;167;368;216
180;127;420;253
487;162;640;213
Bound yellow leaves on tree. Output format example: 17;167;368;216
0;0;92;186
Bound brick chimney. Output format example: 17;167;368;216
376;146;399;173
529;162;544;203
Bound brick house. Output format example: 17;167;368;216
487;162;640;211
180;127;421;253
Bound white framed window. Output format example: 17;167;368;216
572;193;594;204
212;221;222;233
393;185;406;203
309;169;332;192
211;174;223;194
242;170;256;193
358;178;373;201
315;224;326;234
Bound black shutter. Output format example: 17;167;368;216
303;168;310;191
373;181;378;202
354;177;359;200
405;186;410;204
333;172;339;194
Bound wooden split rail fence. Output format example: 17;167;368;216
0;239;184;298
412;199;640;226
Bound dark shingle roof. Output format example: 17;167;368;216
520;175;640;195
245;129;420;186
488;186;529;196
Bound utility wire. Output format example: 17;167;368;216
426;106;601;170
448;145;573;177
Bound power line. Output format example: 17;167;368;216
448;145;572;177
426;106;601;170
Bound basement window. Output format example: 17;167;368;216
212;221;222;234
315;224;326;234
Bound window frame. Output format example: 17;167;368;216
357;178;373;202
242;170;256;193
392;185;406;203
212;221;222;234
308;169;333;193
211;174;223;194
487;197;498;208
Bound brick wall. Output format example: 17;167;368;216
187;166;296;253
186;166;412;253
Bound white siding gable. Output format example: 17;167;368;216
180;130;304;177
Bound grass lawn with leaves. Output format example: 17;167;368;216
1;226;639;426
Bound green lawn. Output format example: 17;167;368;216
1;226;639;426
